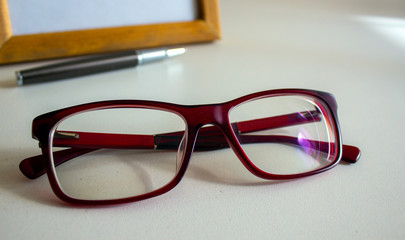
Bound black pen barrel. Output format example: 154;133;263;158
16;51;139;85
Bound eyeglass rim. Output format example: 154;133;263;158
29;89;344;205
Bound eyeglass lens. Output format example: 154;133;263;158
229;95;338;175
51;108;186;200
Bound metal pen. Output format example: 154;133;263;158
16;47;186;85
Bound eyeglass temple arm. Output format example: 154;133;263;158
19;110;360;179
231;135;361;163
19;132;156;180
154;110;360;163
155;127;361;163
19;148;97;180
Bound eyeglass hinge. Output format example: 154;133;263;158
54;131;80;139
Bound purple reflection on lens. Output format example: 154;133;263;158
297;130;317;158
297;111;306;119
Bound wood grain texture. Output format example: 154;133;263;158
0;0;220;64
0;0;12;49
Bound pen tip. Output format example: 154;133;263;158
167;48;186;58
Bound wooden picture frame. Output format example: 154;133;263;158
0;0;220;64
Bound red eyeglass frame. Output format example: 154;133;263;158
20;89;361;205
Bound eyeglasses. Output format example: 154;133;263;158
20;89;360;205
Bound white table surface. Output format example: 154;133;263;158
1;0;404;239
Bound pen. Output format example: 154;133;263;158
15;47;186;85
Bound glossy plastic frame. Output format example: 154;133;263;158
19;89;361;205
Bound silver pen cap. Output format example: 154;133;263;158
137;48;186;65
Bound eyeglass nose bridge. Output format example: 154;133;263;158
176;103;233;161
184;104;230;129
177;105;260;183
179;103;243;158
